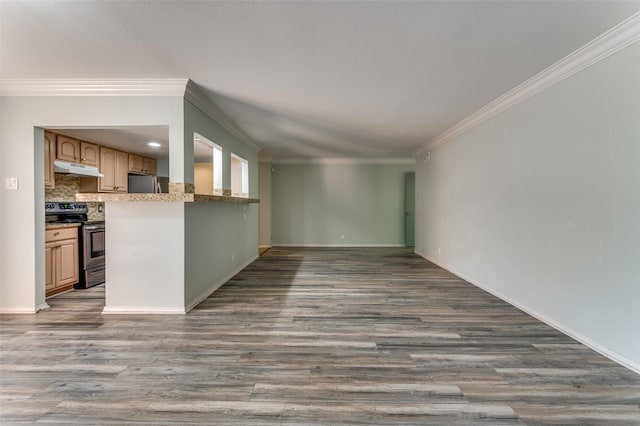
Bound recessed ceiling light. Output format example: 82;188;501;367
148;141;162;148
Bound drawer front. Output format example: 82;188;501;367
46;227;78;242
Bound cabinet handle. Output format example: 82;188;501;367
53;232;60;236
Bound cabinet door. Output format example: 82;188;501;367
80;141;99;167
99;147;116;192
45;243;55;293
143;157;157;175
128;154;143;174
56;135;80;162
115;150;129;192
44;132;56;188
56;239;79;287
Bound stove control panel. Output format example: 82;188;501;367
45;202;88;214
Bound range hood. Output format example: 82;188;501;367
54;160;104;177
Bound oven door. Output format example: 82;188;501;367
83;224;105;270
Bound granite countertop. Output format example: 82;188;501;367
45;223;82;230
75;193;259;204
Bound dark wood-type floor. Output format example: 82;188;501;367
1;247;639;425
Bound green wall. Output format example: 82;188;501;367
183;98;259;308
414;41;640;370
272;162;414;246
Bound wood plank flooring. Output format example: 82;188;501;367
1;247;639;424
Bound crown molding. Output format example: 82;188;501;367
413;12;640;156
0;78;189;96
184;80;261;152
272;157;415;165
0;78;262;151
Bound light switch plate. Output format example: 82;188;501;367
5;177;18;190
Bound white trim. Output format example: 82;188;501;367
183;255;259;313
0;78;262;151
414;250;640;375
36;302;50;312
0;78;189;97
274;244;407;248
184;80;261;151
102;306;186;315
272;158;415;165
413;12;640;155
0;306;38;314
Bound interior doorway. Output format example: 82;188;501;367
404;172;415;247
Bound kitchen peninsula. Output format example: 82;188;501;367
75;189;259;314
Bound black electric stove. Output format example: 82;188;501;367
45;202;105;288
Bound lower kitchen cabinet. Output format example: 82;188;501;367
45;226;79;297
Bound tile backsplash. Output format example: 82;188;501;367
45;174;105;221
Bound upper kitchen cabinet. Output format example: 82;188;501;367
128;154;143;174
80;141;99;167
99;147;128;193
143;157;157;175
82;146;128;193
44;131;56;188
129;154;157;175
55;135;99;167
56;135;81;162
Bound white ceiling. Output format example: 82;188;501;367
2;1;639;159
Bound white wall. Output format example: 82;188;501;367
272;161;415;246
104;202;185;313
415;42;640;371
0;96;184;312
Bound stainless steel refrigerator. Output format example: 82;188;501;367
128;175;169;193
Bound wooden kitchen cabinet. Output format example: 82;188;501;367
56;135;81;162
45;227;79;297
44;131;56;188
54;134;99;166
45;243;55;293
142;157;157;175
128;154;144;174
129;154;157;175
98;147;128;192
80;147;128;193
80;141;99;167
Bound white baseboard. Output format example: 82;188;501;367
0;306;38;314
183;255;259;313
102;306;186;315
36;302;50;312
1;302;53;314
415;250;640;375
273;244;406;248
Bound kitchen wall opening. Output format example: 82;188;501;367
42;125;170;310
194;133;222;195
231;153;249;198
